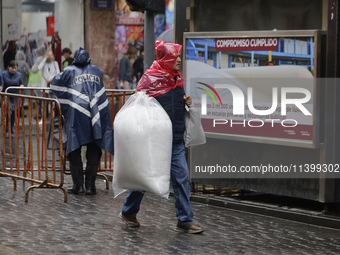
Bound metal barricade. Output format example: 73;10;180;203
2;87;136;193
0;90;66;202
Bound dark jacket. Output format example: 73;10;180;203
156;86;186;143
119;55;133;83
2;70;24;110
2;70;24;92
51;47;114;156
133;57;144;82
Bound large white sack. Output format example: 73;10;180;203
113;91;172;198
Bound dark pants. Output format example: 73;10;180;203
67;142;102;190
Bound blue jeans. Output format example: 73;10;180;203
122;142;194;226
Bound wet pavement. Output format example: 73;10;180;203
1;176;340;255
1;104;340;254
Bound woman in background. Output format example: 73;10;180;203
119;46;137;89
2;60;24;135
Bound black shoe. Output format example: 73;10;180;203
85;188;97;195
67;186;85;194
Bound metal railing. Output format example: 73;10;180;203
0;91;66;202
2;87;136;193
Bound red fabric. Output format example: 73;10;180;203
47;16;55;36
51;32;62;71
54;42;62;71
136;40;185;98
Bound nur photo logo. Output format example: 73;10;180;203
194;78;313;129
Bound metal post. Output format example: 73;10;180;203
310;37;314;70
278;39;281;52
213;53;217;68
219;51;221;69
144;10;155;71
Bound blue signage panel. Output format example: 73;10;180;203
92;0;113;10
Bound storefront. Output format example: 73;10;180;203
178;0;340;204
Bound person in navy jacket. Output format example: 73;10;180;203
51;48;114;195
1;60;24;135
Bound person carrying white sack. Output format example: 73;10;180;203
119;40;204;234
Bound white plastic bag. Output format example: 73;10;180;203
184;105;206;147
113;92;172;198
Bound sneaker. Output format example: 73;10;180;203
175;223;204;234
119;212;140;227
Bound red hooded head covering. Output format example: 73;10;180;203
136;40;185;98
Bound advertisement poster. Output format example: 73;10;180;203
165;0;175;30
115;0;144;87
185;35;316;146
155;0;174;37
154;14;165;37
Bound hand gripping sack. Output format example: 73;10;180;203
184;105;206;147
113;92;172;198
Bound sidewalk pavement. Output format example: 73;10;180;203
1;175;340;255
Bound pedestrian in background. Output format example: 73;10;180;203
15;50;31;86
38;50;60;117
27;46;45;119
119;46;137;89
119;40;204;234
62;48;74;70
39;50;60;89
29;46;46;77
2;60;24;135
51;47;114;195
133;49;144;83
3;41;17;70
